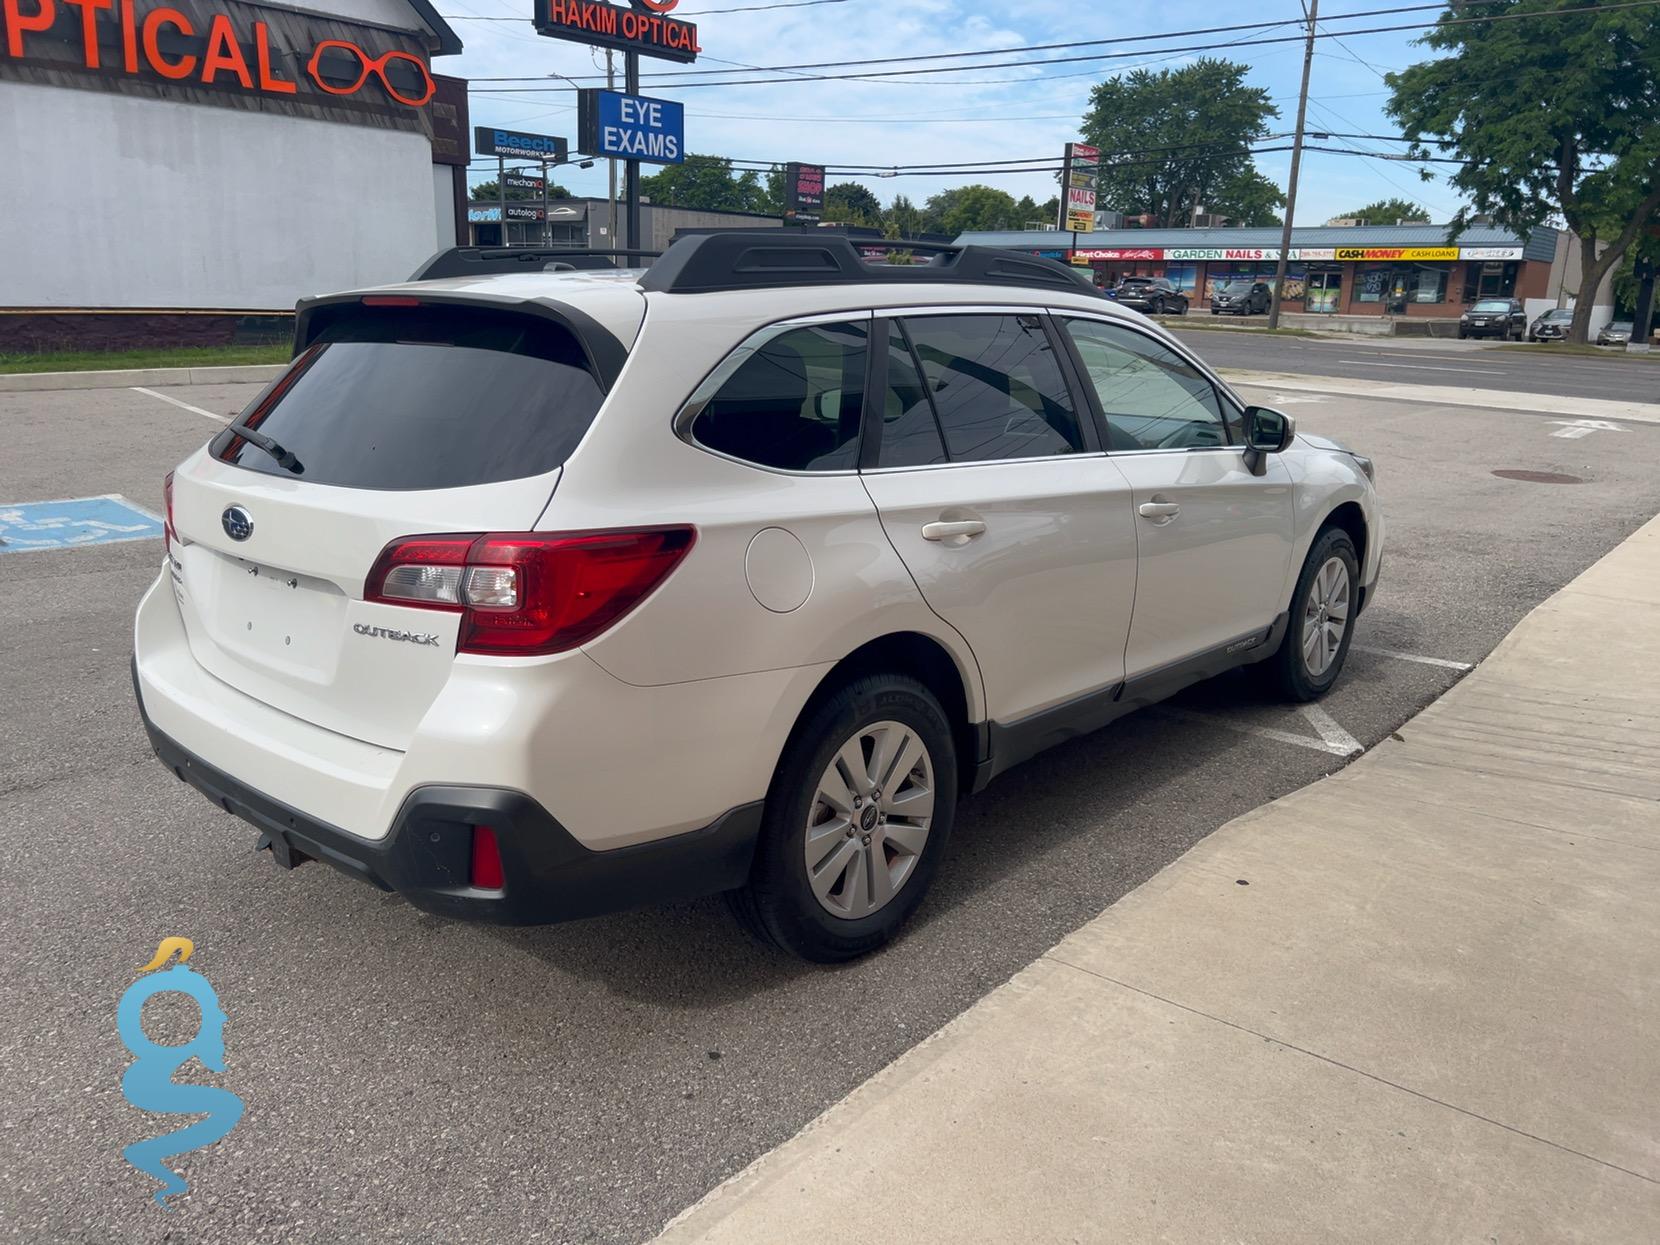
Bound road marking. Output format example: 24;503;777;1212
1268;392;1325;405
1335;359;1505;375
1549;418;1630;439
130;386;228;423
1351;644;1473;671
1154;705;1362;757
0;494;164;553
1300;703;1364;756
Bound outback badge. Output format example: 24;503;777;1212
353;622;441;647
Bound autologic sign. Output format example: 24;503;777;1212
475;126;568;162
578;89;683;163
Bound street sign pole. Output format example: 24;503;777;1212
607;50;618;252
625;51;641;261
497;155;506;247
541;161;551;246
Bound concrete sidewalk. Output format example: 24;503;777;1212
657;517;1660;1244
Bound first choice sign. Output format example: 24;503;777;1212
578;88;683;163
475;126;568;161
533;0;699;64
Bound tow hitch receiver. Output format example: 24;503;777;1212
256;831;313;870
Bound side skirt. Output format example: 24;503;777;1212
973;612;1290;790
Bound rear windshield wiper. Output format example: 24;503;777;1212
228;421;303;474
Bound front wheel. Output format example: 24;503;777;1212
729;675;958;962
1268;528;1360;702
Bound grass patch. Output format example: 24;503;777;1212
1156;317;1327;338
0;344;290;374
1488;342;1660;362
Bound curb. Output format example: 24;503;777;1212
0;363;287;394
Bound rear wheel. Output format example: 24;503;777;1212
729;675;958;962
1269;528;1359;702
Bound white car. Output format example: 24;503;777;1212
134;234;1382;962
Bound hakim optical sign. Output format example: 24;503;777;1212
532;0;699;64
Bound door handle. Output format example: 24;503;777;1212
1138;502;1181;521
921;519;987;542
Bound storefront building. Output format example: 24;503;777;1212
1;0;467;349
956;223;1612;330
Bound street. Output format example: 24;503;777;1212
1169;326;1658;405
4;372;1658;1243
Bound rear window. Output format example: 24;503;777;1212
211;306;605;490
1472;300;1513;312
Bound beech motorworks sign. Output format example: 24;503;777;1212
533;0;698;64
0;0;438;128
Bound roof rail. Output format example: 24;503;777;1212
408;246;663;281
636;232;1095;296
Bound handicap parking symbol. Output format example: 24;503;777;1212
0;495;164;554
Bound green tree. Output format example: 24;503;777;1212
824;182;883;226
883;194;924;238
1013;195;1043;227
639;154;756;212
1387;0;1660;344
926;185;1021;235
1334;198;1430;225
1080;58;1281;228
1039;195;1060;225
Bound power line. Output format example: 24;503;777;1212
464;0;1660;86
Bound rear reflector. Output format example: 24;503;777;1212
360;295;422;307
365;527;696;656
470;826;505;891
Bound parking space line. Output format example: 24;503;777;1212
1154;706;1360;757
1300;704;1364;756
1352;644;1473;671
130;386;228;423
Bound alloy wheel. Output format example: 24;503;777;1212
1301;556;1351;677
803;721;935;920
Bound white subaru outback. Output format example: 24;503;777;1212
134;234;1382;962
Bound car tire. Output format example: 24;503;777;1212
728;674;958;962
1269;527;1360;703
1150;298;1165;316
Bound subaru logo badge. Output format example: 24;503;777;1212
221;506;253;542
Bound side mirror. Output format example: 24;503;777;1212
1243;406;1295;474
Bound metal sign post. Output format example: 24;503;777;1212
625;51;642;261
497;155;506;247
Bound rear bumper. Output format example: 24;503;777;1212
136;660;762;924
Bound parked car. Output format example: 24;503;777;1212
1109;276;1189;316
1458;297;1527;340
1529;307;1575;341
1597;320;1634;346
133;235;1382;962
1210;279;1272;316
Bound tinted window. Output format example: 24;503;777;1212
1062;318;1229;451
212;307;604;490
876;326;948;468
901;315;1083;462
691;322;867;472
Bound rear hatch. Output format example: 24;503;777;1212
167;299;616;750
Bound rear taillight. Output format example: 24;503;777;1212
162;471;176;549
365;527;696;656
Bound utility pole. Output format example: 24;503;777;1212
607;50;618;254
1268;0;1317;330
624;51;642;261
496;154;507;248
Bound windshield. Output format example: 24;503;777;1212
1542;309;1573;321
1608;322;1633;331
1120;278;1154;286
1216;282;1252;294
1472;300;1513;312
211;306;605;490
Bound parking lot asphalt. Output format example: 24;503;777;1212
4;378;1659;1243
1170;326;1659;405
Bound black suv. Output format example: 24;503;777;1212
1458;298;1526;340
1109;277;1188;316
1210;279;1272;315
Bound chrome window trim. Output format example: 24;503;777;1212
860;450;1110;476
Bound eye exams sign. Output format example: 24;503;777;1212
578;89;683;164
0;0;435;109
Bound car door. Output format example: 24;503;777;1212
858;312;1139;725
1058;315;1294;680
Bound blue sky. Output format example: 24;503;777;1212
444;0;1468;224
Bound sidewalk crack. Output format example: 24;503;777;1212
1042;952;1660;1187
